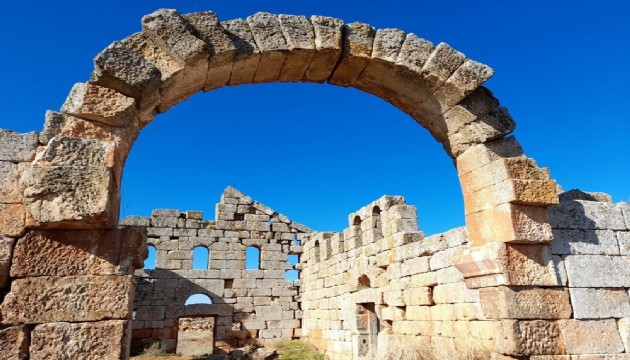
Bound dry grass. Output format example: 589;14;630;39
271;339;326;360
372;338;491;360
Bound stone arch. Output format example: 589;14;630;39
3;8;564;359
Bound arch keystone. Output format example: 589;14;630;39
328;22;376;86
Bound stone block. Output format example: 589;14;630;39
420;42;466;93
564;255;630;287
562;319;624;355
305;15;343;82
90;43;161;113
222;19;260;86
247;12;288;83
20;136;117;229
328;22;375;86
395;33;435;77
551;229;620;255
183;11;237;91
466;203;553;246
0;161;21;203
0;326;29;360
10;228;145;277
0;203;25;237
277;14;315;81
479;287;572;319
141;9;208;111
402;287;433;306
495;320;563;356
569;288;630;319
0;130;38;162
453;242;561;288
120;216;151;227
142;9;207;65
465;178;558;214
456;136;524;176
433;58;494;111
0;275;134;324
433;282;479;304
29;321;130;360
548;200;626;230
446;106;517;157
62;83;138;128
443;86;499;136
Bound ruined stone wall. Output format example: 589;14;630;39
300;191;630;359
300;195;495;359
124;187;309;355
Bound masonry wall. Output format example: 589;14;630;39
300;196;495;359
541;190;630;356
123;187;310;355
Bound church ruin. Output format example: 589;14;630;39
0;8;628;360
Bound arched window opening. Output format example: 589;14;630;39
313;241;321;263
372;206;381;229
246;246;261;270
353;215;362;226
144;245;157;270
184;293;212;305
192;246;209;270
358;274;371;288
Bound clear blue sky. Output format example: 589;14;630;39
0;1;627;235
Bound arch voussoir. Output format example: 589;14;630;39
328;21;375;86
246;12;290;83
183;11;238;91
140;9;209;113
277;14;316;81
305;15;344;82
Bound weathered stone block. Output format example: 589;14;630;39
569;288;630;319
142;9;207;65
420;42;466;93
466;203;553;245
222;19;260;86
479;287;572;319
0;161;21;203
564;255;630;287
0;203;25;237
495;320;563;356
183;11;237;91
464;178;558;214
551;229;620;255
20;136;118;229
434;58;494;111
329;22;375;86
29;321;130;360
90;43;162;113
305;15;343;82
10;228;146;277
0;130;38;162
456;136;524;176
277;14;315;81
548;200;626;230
0;275;134;324
61;83;138;128
562;319;624;355
454;242;561;288
443;86;499;136
247;12;288;83
0;325;29;360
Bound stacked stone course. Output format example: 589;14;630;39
124;186;309;354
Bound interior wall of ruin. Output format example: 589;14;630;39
299;195;494;359
125;186;308;355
